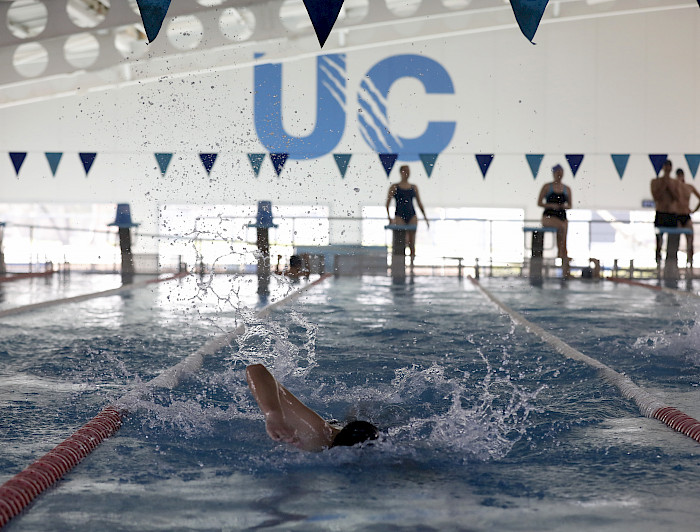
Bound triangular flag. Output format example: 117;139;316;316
270;153;288;176
685;154;700;179
475;154;494;179
199;153;217;176
379;154;398;178
80;153;96;176
154;153;172;176
526;154;544;179
333;153;351;178
611;154;629;179
45;152;62;176
9;152;27;176
136;0;171;43
248;153;266;177
419;154;438;178
509;0;549;43
649;154;668;176
302;0;344;48
565;154;584;177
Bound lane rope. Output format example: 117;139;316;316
0;273;331;528
468;276;700;444
607;276;700;298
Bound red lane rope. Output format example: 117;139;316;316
0;406;124;528
0;271;56;284
606;277;662;291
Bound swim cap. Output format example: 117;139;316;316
331;420;379;447
552;164;563;173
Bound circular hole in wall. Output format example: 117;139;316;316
64;32;100;68
441;0;471;9
114;24;148;59
339;0;369;25
167;15;204;50
7;0;48;39
219;7;255;42
67;0;110;28
386;0;421;17
279;0;310;33
13;42;48;77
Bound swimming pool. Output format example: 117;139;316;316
2;274;700;530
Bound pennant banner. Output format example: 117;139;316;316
526;154;543;179
419;154;438;178
45;152;62;176
79;152;96;176
199;153;217;176
154;153;172;176
248;153;266;177
302;0;344;48
649;154;668;176
509;0;549;43
270;153;288;176
565;154;584;177
379;153;398;178
9;152;26;176
333;153;351;178
136;0;171;43
475;154;494;179
611;154;629;179
685;154;700;179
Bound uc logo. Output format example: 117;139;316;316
254;53;456;161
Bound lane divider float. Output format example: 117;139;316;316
607;276;700;298
0;273;331;528
469;276;700;445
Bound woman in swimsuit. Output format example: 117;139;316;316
537;164;572;276
386;165;430;269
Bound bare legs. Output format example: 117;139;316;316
393;216;418;269
542;216;570;278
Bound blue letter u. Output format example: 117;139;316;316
254;54;346;160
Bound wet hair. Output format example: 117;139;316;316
676;168;685;176
664;159;672;167
331;420;379;448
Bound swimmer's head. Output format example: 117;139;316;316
552;164;564;179
676;168;685;181
331;420;379;448
400;165;410;179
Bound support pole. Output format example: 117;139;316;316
0;222;6;276
257;227;270;297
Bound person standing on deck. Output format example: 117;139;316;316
537;164;572;278
650;160;680;265
386;165;430;271
674;168;700;268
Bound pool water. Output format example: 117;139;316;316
2;275;700;530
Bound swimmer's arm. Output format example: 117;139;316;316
537;184;549;209
564;186;572;210
413;186;430;227
246;364;297;444
386;184;397;221
691;186;700;213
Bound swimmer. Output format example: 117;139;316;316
537;164;572;277
246;364;379;452
674;168;700;267
651;160;680;264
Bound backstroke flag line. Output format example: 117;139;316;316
509;0;549;43
136;0;172;43
302;0;345;47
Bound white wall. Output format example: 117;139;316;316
0;8;698;252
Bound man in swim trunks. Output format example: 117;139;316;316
650;160;680;264
674;168;700;267
246;364;378;452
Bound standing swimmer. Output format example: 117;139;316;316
246;364;379;452
650;160;680;265
674;168;700;267
537;164;572;278
386;165;430;270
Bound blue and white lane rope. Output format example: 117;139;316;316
468;276;700;444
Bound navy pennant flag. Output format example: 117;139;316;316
302;0;345;47
509;0;549;43
333;154;351;178
136;0;171;43
248;154;266;177
199;153;218;176
154;153;172;176
79;153;96;176
9;152;27;176
45;152;62;176
419;154;438;178
565;154;584;177
270;153;288;176
526;154;544;179
649;154;668;176
611;154;629;179
379;154;398;178
475;154;494;179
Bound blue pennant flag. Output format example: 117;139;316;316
611;154;629;179
419;154;438;178
136;0;171;43
379;154;398;178
45;152;62;176
80;153;96;176
154;153;172;176
685;154;700;179
509;0;549;43
475;154;494;179
526;154;544;179
649;154;668;176
199;153;217;176
565;154;584;177
302;0;344;47
9;152;27;176
334;154;351;178
270;153;288;176
248;154;266;177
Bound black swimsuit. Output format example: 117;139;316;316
543;184;568;222
394;186;417;224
